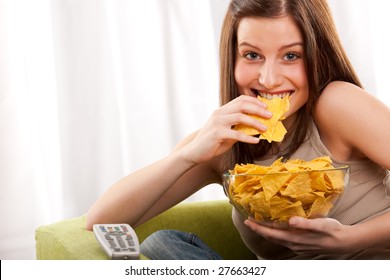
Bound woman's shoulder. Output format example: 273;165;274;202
315;81;369;121
313;81;365;161
315;80;388;121
313;81;389;163
318;81;364;106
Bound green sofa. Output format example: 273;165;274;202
35;200;256;260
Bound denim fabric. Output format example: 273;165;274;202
140;229;223;260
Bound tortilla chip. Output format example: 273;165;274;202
234;95;290;143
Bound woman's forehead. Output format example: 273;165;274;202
236;16;303;48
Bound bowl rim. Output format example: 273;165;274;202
223;165;349;177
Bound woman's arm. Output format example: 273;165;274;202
86;132;218;230
245;211;390;254
86;95;271;230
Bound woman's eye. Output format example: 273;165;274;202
244;52;260;60
284;52;300;61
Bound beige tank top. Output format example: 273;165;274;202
232;120;390;259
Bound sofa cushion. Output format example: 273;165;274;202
35;200;256;260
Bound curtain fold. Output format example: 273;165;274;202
0;0;388;259
1;0;64;259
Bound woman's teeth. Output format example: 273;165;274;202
257;91;290;99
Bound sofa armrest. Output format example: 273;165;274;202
35;200;256;260
35;214;107;260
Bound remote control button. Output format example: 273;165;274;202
104;234;114;240
121;225;129;232
108;240;116;248
116;236;126;248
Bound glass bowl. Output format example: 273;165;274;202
222;166;349;222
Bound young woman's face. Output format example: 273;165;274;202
235;16;309;122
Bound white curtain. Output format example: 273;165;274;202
327;0;390;104
0;0;389;259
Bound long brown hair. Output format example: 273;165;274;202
219;0;362;166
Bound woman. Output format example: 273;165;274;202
86;0;390;259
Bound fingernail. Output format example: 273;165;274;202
289;217;298;226
259;123;268;131
265;111;273;117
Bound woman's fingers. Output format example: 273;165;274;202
218;95;272;119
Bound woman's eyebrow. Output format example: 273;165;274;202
279;42;303;51
238;41;303;51
238;41;261;50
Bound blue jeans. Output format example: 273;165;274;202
140;230;223;260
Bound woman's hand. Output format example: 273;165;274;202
181;95;272;164
245;216;359;254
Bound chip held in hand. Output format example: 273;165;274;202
234;95;290;143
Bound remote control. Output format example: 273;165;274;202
93;224;140;260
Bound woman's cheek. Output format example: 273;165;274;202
235;62;254;89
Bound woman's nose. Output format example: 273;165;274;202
258;61;281;89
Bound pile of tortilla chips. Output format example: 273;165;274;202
234;95;290;143
227;156;347;221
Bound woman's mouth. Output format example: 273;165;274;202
251;89;293;99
